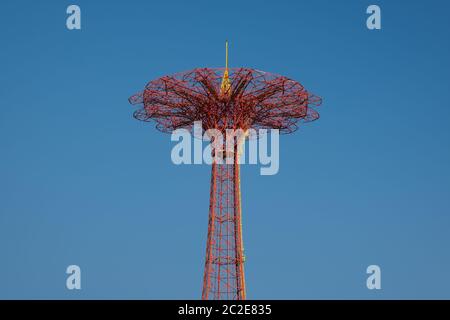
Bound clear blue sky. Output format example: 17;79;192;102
1;0;450;299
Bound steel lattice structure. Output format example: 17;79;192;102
129;67;321;134
128;43;321;300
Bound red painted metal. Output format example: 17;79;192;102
128;67;321;299
201;145;245;299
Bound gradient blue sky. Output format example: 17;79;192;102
1;0;450;299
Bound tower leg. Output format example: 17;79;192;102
202;150;246;300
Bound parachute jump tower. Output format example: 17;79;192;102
128;42;322;300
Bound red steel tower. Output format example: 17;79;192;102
128;42;321;299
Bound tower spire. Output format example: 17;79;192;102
220;40;231;95
225;40;229;70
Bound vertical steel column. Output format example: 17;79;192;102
202;146;246;300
